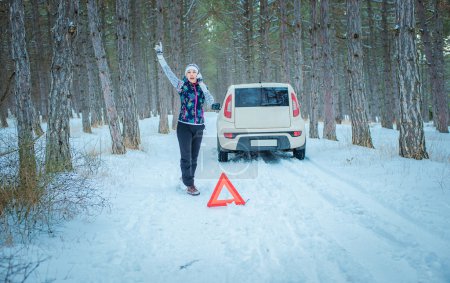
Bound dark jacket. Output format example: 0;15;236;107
177;77;206;125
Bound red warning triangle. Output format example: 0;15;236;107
207;173;246;207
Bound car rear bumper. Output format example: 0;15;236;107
218;132;306;152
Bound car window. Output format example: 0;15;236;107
235;87;289;107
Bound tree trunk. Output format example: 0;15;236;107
364;0;378;121
279;0;290;83
10;0;37;190
346;0;374;148
431;0;448;132
320;0;337;141
170;0;182;130
45;0;79;172
309;0;320;139
417;0;448;133
243;0;254;82
84;29;103;128
147;0;158;118
131;0;148;120
259;0;270;82
72;0;91;134
381;0;395;129
293;0;306;120
156;0;170;134
87;0;126;154
0;16;11;128
395;0;428;159
31;0;50;123
117;0;140;148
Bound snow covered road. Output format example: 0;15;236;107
29;113;450;282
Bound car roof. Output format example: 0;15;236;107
230;83;291;89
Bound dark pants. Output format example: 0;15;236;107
176;122;205;187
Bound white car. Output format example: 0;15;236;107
212;83;306;162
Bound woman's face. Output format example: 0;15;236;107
186;69;198;84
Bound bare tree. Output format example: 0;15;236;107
346;0;374;148
309;0;320;139
10;0;37;189
395;0;428;159
320;0;337;141
87;0;125;154
117;0;141;148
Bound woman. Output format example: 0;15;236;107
155;42;214;196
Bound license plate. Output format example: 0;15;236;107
251;139;277;147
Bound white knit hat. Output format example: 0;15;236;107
184;64;199;75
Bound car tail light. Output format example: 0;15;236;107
224;133;234;139
293;131;302;137
224;95;232;119
291;93;300;117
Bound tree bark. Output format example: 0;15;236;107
293;0;306;120
170;0;182;130
156;0;170;134
381;0;395;129
243;0;254;82
346;0;374;148
31;0;50;122
10;0;37;189
320;0;337;141
0;17;13;128
45;0;79;172
131;0;148;119
431;0;447;132
417;0;448;133
279;0;290;83
117;0;140;148
395;0;428;159
364;0;378;121
83;26;103;128
73;0;91;134
309;0;320;139
87;0;125;154
259;0;270;82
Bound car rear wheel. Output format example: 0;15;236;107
293;148;305;160
217;138;229;162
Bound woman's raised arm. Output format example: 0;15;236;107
155;42;183;91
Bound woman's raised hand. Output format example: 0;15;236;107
154;41;163;55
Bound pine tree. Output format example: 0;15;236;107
395;0;428;159
10;0;37;189
346;0;374;148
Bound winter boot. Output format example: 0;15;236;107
186;185;200;196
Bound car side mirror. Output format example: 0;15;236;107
211;103;221;111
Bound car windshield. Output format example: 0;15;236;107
235;87;289;107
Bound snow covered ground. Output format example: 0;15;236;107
5;112;450;282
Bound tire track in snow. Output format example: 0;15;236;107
244;158;374;282
278;156;450;282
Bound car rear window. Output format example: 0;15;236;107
235;87;289;107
